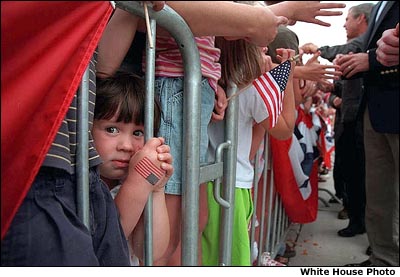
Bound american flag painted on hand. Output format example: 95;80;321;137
135;157;165;185
252;60;291;128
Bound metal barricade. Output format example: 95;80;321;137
115;2;244;266
249;134;293;266
76;1;293;266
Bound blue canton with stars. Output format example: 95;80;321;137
269;60;292;92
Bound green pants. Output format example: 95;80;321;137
202;182;254;266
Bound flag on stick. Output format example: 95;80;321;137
252;60;291;128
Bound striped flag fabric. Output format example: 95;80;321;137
252;60;291;128
135;157;165;185
270;133;319;224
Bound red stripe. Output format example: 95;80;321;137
140;157;164;177
264;74;281;121
135;164;149;179
135;157;164;179
270;135;318;223
253;72;281;128
253;80;275;127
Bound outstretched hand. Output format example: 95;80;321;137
269;1;346;27
300;42;319;54
303;52;341;86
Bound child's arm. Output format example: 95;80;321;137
249;52;272;160
130;189;169;263
114;137;173;238
249;123;267;162
130;141;172;263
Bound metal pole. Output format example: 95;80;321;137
115;2;202;265
219;84;239;266
76;65;90;228
143;13;157;266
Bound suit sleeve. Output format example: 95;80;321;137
318;34;366;62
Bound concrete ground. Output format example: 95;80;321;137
285;173;370;267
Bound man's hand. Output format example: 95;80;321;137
300;42;319;54
335;52;369;78
376;23;399;67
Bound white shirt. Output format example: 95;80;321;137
375;1;387;22
208;85;269;189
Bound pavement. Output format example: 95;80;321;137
285;173;370;267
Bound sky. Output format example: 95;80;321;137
287;1;378;64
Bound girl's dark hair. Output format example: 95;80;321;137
95;71;161;134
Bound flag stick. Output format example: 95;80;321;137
143;4;154;49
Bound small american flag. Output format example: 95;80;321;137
252;60;291;128
135;157;165;185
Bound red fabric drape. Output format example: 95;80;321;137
270;135;319;224
1;1;113;239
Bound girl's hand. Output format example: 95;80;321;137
145;1;165;11
154;138;174;192
275;47;296;62
127;137;167;188
275;48;296;78
211;85;228;122
261;51;273;73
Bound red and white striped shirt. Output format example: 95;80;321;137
143;36;221;92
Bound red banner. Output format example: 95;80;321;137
1;1;113;239
270;134;319;224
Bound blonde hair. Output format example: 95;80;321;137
217;1;266;90
216;37;264;90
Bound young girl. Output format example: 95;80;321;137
202;37;296;266
92;71;174;265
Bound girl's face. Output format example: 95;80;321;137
92;113;145;186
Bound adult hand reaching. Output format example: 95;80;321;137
376;23;399;67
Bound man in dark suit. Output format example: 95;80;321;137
301;3;374;239
335;1;398;266
302;1;399;266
